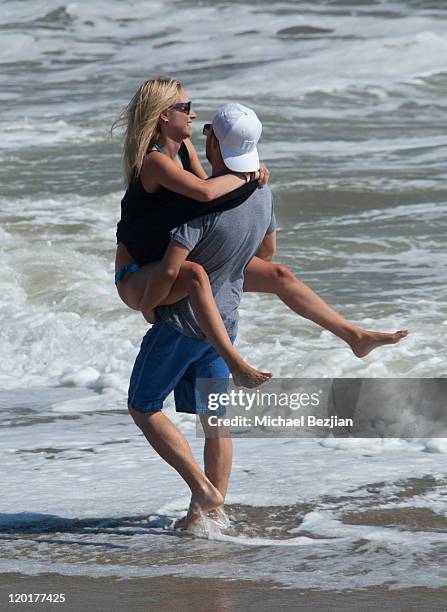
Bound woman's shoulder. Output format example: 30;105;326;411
140;149;167;185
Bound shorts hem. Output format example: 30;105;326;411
128;400;163;414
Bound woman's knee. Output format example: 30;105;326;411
183;262;209;286
273;263;294;284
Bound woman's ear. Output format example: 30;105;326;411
159;112;169;124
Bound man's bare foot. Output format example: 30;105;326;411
207;506;230;528
174;485;224;530
349;329;409;358
231;360;272;388
142;307;156;324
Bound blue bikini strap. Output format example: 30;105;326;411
114;263;140;286
152;142;182;162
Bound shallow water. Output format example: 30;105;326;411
1;388;447;589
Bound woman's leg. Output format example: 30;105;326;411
243;257;408;358
117;260;271;387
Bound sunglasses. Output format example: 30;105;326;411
171;101;192;114
203;123;212;136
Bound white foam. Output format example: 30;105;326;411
197;29;447;99
0;118;98;151
1;1;445;102
2;191;441;393
1;424;447;587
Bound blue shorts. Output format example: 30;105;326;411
128;321;233;416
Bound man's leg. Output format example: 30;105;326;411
129;407;223;520
174;339;236;523
127;322;224;528
200;415;233;500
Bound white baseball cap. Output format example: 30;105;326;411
212;102;262;172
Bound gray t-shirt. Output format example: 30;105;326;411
155;184;276;339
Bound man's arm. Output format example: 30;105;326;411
139;239;190;313
141;214;208;313
255;231;276;262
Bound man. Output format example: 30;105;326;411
127;103;276;529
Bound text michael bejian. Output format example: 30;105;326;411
206;415;353;428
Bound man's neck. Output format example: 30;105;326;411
211;160;232;176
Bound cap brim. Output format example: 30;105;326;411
219;142;260;173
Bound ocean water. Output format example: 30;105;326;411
1;0;446;591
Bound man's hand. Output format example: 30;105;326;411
258;162;271;186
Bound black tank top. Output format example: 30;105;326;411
116;141;257;265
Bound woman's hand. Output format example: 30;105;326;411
258;162;270;186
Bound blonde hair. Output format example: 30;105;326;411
112;77;182;187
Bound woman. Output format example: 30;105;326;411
114;77;407;387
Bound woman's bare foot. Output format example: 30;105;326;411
174;484;224;530
230;360;272;388
349;329;409;358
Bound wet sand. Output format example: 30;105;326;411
1;573;446;611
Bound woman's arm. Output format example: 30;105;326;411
142;151;252;203
185;137;271;186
